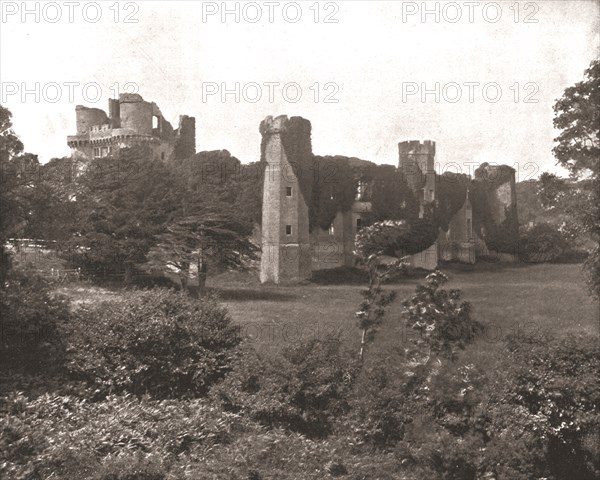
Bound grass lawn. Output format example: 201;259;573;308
207;263;599;354
54;262;598;354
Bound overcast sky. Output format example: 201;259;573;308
1;0;598;179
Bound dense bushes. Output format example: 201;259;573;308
0;393;246;480
2;265;598;479
351;331;599;479
349;271;482;449
354;219;439;258
0;271;70;372
519;222;588;263
63;289;241;398
519;222;569;262
502;334;600;479
213;335;358;437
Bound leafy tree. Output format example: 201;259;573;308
0;106;38;282
354;219;438;259
0;108;81;276
0;105;24;161
144;150;260;295
354;220;412;360
553;61;600;178
16;157;83;243
147;204;258;296
71;146;183;283
550;59;600;297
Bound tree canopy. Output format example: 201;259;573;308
549;59;600;297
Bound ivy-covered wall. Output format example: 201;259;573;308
471;163;519;254
182;139;518;263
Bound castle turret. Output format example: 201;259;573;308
175;115;196;160
68;93;193;163
398;140;436;215
260;115;312;284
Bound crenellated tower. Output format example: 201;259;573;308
398;140;436;217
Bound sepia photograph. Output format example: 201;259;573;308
1;1;599;479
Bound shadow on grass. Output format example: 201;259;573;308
207;287;299;302
310;267;369;285
439;259;557;274
310;265;432;285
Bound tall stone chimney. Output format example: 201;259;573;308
260;115;312;284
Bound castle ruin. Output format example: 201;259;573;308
67;93;195;162
260;115;517;284
65;100;517;285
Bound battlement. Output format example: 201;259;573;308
398;139;436;157
398;139;437;209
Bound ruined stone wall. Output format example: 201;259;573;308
310;201;369;270
75;106;108;135
473;163;518;260
175;115;196;160
438;193;476;264
68;94;195;163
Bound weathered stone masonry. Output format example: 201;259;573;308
259;115;517;284
259;115;312;284
67;93;195;162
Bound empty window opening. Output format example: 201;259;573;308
285;225;292;235
356;181;368;201
286;187;292;197
152;115;160;130
328;224;335;235
356;218;363;231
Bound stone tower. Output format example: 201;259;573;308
260;115;312;284
175;115;196;160
398;140;438;269
398;140;436;216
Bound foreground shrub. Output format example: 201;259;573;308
395;334;600;480
401;270;483;359
501;334;600;479
0;392;248;480
213;335;358;437
0;389;418;480
0;271;70;372
348;271;483;449
63;289;241;398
